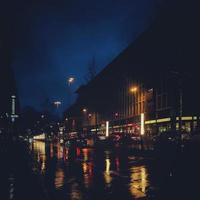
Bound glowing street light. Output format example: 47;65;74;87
82;108;87;113
54;101;61;108
130;86;138;93
67;77;75;85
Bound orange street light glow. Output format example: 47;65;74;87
130;87;138;93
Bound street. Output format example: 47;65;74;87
1;139;200;200
30;141;154;200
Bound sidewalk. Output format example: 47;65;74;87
0;140;48;200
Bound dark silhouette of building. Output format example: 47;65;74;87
64;1;200;136
0;34;19;135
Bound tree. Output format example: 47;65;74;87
84;57;97;83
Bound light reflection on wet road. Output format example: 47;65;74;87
30;141;154;200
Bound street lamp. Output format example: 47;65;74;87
82;108;87;113
130;86;138;93
67;77;75;86
54;101;61;108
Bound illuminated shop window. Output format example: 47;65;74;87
184;122;191;133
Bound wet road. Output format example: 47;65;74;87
2;139;200;200
30;141;157;200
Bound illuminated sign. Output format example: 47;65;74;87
141;113;144;135
106;121;109;137
157;118;171;123
145;120;156;125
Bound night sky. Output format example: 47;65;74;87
1;0;165;112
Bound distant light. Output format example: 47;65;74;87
88;114;92;118
181;116;193;121
115;113;119;117
60;139;64;144
157;118;170;123
130;87;138;93
145;120;156;125
65;118;68;121
68;77;75;84
83;108;87;113
141;113;145;135
41;115;45;118
54;101;61;108
54;101;61;105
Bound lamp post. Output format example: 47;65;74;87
67;77;75;106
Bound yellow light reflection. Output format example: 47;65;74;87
56;143;64;159
104;158;112;184
83;162;88;174
82;148;89;161
82;162;93;188
106;159;110;173
54;168;65;189
70;182;82;200
129;166;149;199
33;141;46;172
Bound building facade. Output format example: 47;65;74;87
64;3;200;137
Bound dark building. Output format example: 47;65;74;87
0;35;19;135
64;1;200;137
